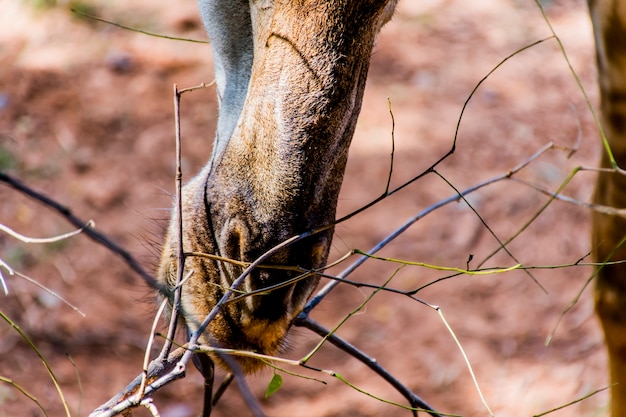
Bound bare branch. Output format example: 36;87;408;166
89;347;188;417
0;171;159;289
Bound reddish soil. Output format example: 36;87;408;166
0;1;610;416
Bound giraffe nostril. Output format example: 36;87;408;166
219;217;249;283
223;218;247;259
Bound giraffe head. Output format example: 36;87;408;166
158;0;398;372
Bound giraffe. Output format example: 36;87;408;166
589;1;626;416
158;0;399;374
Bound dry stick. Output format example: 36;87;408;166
0;221;94;244
0;171;159;289
0;221;92;308
136;299;169;403
384;97;395;195
148;83;212;395
66;354;84;417
139;398;160;417
512;171;626;218
8;269;85;316
0;257;11;294
214;355;266;417
89;347;188;417
158;84;187;364
0;376;49;417
211;374;235;408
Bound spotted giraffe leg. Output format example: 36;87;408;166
589;1;626;416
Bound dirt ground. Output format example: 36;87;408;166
0;1;611;416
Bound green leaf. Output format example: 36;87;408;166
264;373;283;398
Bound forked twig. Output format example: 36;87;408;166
89;347;187;417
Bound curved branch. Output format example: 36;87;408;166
0;171;159;289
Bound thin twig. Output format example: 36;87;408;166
0;171;159;288
0;257;13;295
435;308;493;416
213;354;266;417
0;311;72;417
158;84;187;363
8;268;85;316
0;376;50;417
384;98;396;195
0;221;94;244
70;9;209;44
137;299;169;402
532;385;612;417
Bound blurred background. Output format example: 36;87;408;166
0;0;608;416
